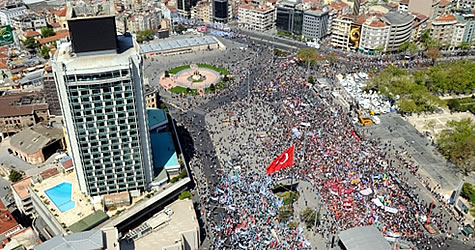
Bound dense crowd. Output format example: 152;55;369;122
167;38;470;249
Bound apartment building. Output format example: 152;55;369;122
360;16;390;53
0;3;27;25
11;12;47;32
302;8;329;40
381;11;415;52
330;15;353;50
276;1;305;35
238;3;275;31
455;8;475;43
411;13;429;42
192;0;213;22
431;14;458;47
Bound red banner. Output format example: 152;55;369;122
266;145;295;174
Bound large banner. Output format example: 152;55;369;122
0;25;14;46
348;23;361;49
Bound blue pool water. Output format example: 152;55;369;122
45;182;75;212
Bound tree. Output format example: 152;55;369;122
40;27;55;38
136;29;154;43
9;169;23;183
308;75;315;84
209;84;216;92
39;45;50;59
374;45;385;54
297;47;322;65
22;37;38;49
420;30;430;44
437;118;475;175
399;41;418;55
178;190;192;200
461;182;475;205
300;207;316;229
459;41;471;50
425;47;442;63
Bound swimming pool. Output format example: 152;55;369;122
44;182;75;212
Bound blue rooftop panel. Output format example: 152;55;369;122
147;108;168;129
150;131;179;173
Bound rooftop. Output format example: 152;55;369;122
338;226;391;250
10;125;63;155
40;168;59;180
0;200;19;235
150;131;179;172
147;108;168;130
34;229;104;250
24;30;40;38
11;177;32;199
0;92;48;118
381;11;414;25
140;36;218;54
3;227;41;249
133;199;199;249
435;13;457;22
55;35;137;74
38;29;69;45
30;171;101;229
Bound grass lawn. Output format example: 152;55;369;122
168;65;191;74
170;86;198;95
197;64;230;75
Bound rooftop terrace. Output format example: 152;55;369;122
30;171;101;229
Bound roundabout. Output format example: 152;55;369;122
160;64;230;95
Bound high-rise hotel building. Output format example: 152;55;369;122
52;16;153;196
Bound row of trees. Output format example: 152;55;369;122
368;66;443;113
368;60;475;113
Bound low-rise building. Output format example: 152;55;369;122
0;92;49;138
2;227;41;250
238;3;275;31
145;85;159;109
103;191;131;209
33;229;119;250
42;65;62;116
9;124;64;165
11;177;35;219
0;200;23;240
130;199;200;250
29;171;107;237
37;29;70;47
140;36;222;57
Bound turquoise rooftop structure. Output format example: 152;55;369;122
146;108;180;187
147;108;168;130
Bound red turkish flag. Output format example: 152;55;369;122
266;145;295;174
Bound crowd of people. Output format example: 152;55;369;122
162;36;470;249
